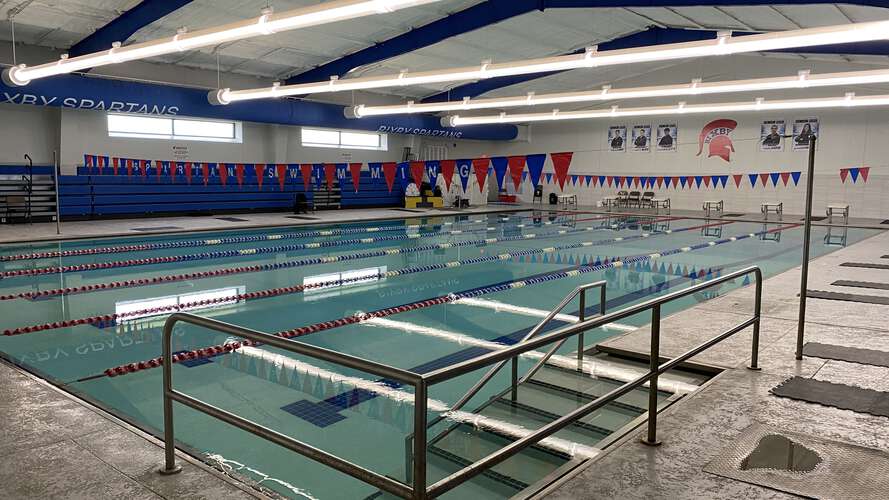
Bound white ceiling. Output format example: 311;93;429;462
1;1;888;102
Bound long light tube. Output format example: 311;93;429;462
213;20;889;104
1;0;444;86
442;92;889;127
346;68;889;117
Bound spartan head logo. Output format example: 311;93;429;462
697;119;737;162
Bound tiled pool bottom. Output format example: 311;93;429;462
0;211;879;499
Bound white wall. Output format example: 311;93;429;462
0;103;60;165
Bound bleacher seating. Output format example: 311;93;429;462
338;171;403;208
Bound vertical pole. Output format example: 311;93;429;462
413;381;428;500
510;357;518;402
795;137;817;360
159;320;182;475
577;290;586;365
642;305;662;446
750;270;763;370
53;151;61;235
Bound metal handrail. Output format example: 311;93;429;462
159;266;762;500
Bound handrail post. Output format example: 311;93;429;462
510;357;518;402
641;304;662;446
413;381;428;500
159;319;183;475
577;289;586;366
749;270;763;371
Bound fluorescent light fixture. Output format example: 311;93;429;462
441;93;889;126
212;20;889;104
1;0;444;86
346;68;889;117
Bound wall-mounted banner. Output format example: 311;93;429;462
760;120;785;152
439;160;455;192
840;167;870;183
656;124;677;152
793;117;819;151
526;154;546;188
608;126;627;152
456;159;473;193
631;125;651;153
697;119;737;163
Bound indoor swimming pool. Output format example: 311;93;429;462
0;210;878;499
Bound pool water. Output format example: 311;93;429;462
0;210;878;499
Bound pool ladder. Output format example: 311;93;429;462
157;266;764;499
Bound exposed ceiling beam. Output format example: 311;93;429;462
67;0;194;58
421;26;889;102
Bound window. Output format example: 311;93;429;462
107;113;242;143
301;127;387;151
115;286;246;321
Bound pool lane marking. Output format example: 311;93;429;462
1;215;695;300
228;345;601;458
0;210;567;263
89;223;799;379
0;213;642;279
2;219;725;333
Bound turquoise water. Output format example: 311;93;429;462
0;211;878;499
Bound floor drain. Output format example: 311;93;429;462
741;434;821;473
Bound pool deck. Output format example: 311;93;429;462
541;222;889;498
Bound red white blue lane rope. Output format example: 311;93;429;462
92;223;798;378
1;219;729;334
0;210;572;263
0;215;683;298
0;213;626;279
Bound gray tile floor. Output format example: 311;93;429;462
542;228;889;499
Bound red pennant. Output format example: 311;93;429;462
410;161;425;187
112;157;120;176
219;164;229;186
550;152;573;191
202;163;210;185
606;176;614;187
324;163;336;190
780;172;791;186
685;176;694;189
170;162;177;183
472;158;490;191
591;176;598;187
139;160;148;179
439;160;456;191
672;176;681;189
382;162;397;193
97;156;105;175
123;159;132;178
184;162;193;184
156;160;163;181
860;167;870;183
656;177;664;188
85;155;94;171
349;163;363;193
703;176;711;188
507;156;525;190
839;168;849;183
732;174;743;188
254;164;266;189
300;164;313;190
633;177;640;188
758;173;769;186
276;164;287;191
234;164;245;187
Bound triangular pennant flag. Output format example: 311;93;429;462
758;173;769;186
571;175;579;186
396;162;410;190
456;159;472;192
860;167;870;183
184;161;193;184
472;158;490;191
491;157;509;191
169;161;178;183
686;176;694;188
300;164;313;190
591;175;599;187
791;171;801;186
235;163;245;187
656;176;664;188
439;160;455;191
680;177;688;188
849;167;860;183
733;174;743;188
219;163;229;186
125;159;133;178
720;175;729;188
409;161;425;187
98;156;108;175
550;152;573;191
112;157;120;176
840;168;849;183
141;160;149;179
525;154;546;188
701;176;710;188
606;176;613;187
522;172;528;182
84;154;94;172
664;176;672;188
200;162;209;185
276;164;288;191
672;176;680;189
614;176;623;188
507;156;525;191
585;175;593;187
748;174;758;188
599;176;606;187
770;172;780;186
780;172;791;186
349;163;363;192
425;160;440;188
254;164;265;189
324;163;337;189
383;162;398;193
546;173;554;184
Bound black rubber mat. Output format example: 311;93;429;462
882;220;889;225
392;208;424;213
803;342;889;368
807;289;889;305
130;226;183;232
771;377;889;418
287;216;319;220
721;213;747;217
215;217;248;222
832;280;889;291
841;262;889;271
802;216;828;222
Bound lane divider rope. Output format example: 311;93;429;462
91;223;798;379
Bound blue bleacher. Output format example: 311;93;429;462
340;171;403;208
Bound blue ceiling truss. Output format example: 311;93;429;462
287;0;889;87
68;0;194;58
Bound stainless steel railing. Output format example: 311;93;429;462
159;265;762;499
